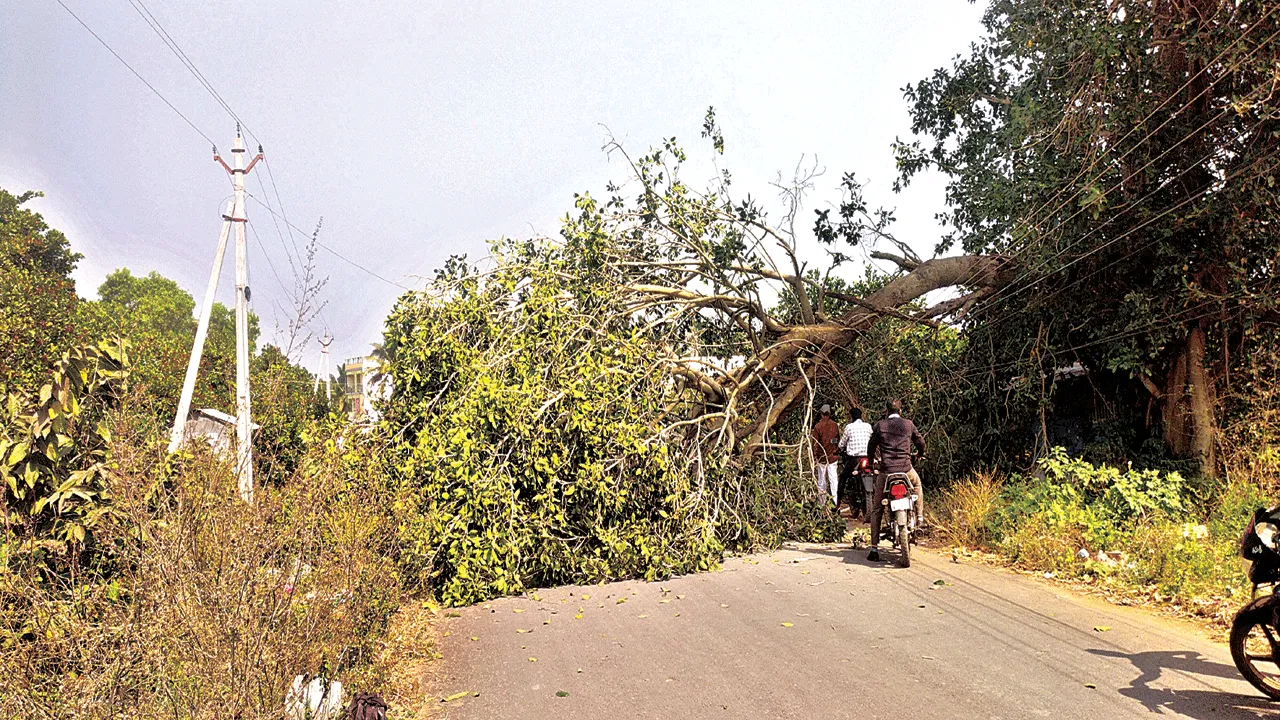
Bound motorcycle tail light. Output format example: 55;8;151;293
889;484;908;500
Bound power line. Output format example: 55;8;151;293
122;0;305;279
917;12;1280;318
246;217;293;301
1003;5;1280;257
53;0;214;146
245;194;413;291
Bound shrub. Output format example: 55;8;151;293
1;385;400;718
934;468;1004;548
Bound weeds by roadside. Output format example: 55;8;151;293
934;448;1271;631
0;397;402;718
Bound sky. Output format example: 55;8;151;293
1;0;988;370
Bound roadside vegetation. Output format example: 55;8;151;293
3;0;1280;716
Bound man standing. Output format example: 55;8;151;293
810;404;841;505
866;398;926;561
836;407;873;519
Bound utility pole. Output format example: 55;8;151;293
169;126;262;503
314;332;333;400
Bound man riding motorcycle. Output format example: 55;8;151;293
836;406;873;520
866;398;926;562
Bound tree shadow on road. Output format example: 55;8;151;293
1089;648;1280;718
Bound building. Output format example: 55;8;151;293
180;407;259;459
341;355;390;421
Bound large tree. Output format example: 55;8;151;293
82;268;254;413
896;0;1280;471
0;189;88;391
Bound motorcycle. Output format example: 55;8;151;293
880;471;919;568
1230;505;1280;700
838;456;876;521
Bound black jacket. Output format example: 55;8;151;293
867;415;925;474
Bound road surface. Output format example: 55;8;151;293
435;543;1278;719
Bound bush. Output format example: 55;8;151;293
1;385;400;717
934;447;1266;622
934;468;1004;548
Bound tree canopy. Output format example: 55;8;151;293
896;0;1280;471
0;189;87;392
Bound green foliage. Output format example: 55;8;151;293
80;268;257;412
383;243;720;605
941;448;1265;619
898;1;1280;468
0;339;129;548
994;448;1187;548
251;344;339;483
0;188;88;392
381;236;840;606
1;414;402;717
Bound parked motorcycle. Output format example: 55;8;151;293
881;472;919;568
1230;506;1280;700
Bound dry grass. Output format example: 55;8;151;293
933;468;1004;549
0;412;402;719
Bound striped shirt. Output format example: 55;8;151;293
838;419;873;457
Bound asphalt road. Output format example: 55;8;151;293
435;543;1279;719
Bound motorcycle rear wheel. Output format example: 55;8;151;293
1230;596;1280;700
897;524;911;568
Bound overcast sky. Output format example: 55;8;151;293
1;0;986;370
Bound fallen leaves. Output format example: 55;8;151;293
781;622;794;627
442;691;471;703
1093;626;1111;633
555;690;570;697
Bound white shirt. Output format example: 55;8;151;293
838;419;873;457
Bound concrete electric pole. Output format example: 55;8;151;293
169;126;262;503
314;332;333;400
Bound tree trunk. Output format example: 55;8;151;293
735;255;1012;458
1162;341;1191;457
1156;327;1217;475
1186;325;1217;475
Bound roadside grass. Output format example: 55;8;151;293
0;407;405;719
934;449;1271;630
